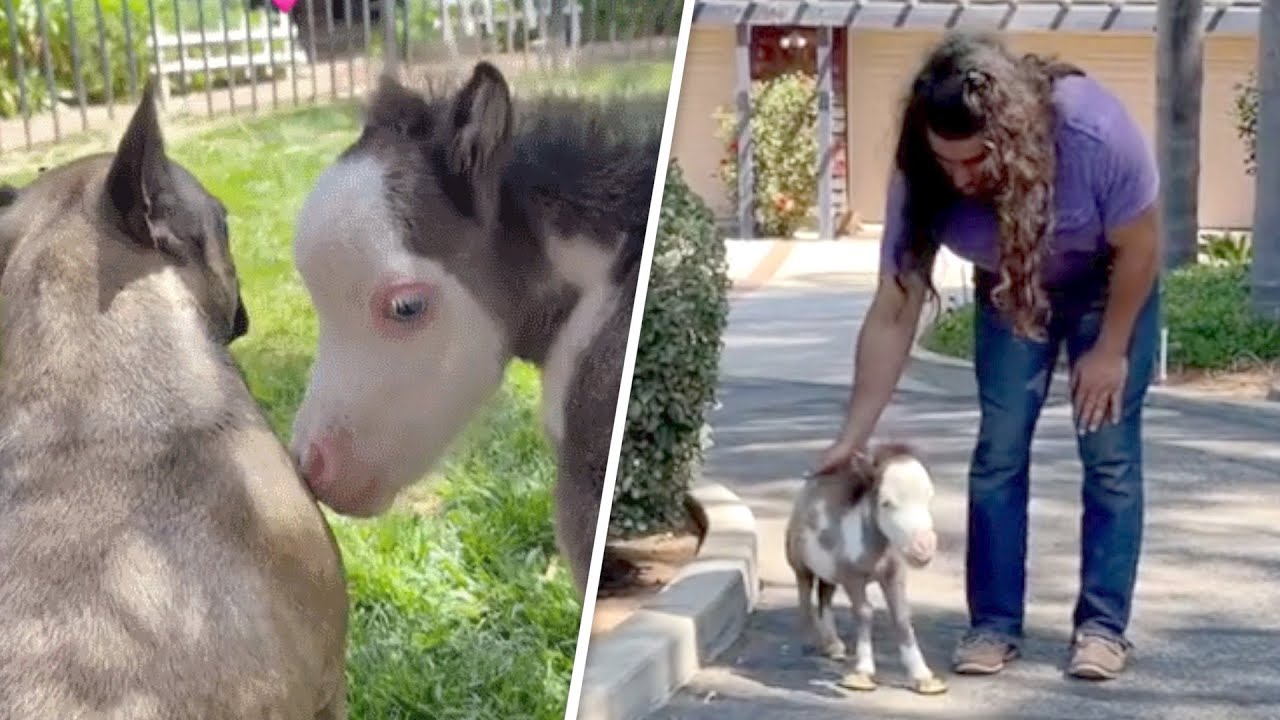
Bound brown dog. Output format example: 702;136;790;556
0;82;349;719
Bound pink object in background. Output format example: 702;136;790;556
271;0;297;12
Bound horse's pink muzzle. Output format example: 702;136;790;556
295;428;383;517
904;529;938;567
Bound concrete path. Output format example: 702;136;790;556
647;255;1280;720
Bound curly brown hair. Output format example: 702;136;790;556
890;31;1084;340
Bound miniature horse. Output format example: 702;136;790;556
785;442;948;695
288;62;665;598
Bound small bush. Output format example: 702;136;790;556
919;301;975;360
919;262;1280;371
610;161;730;537
0;0;152;117
1162;261;1280;369
52;0;154;106
0;0;57;117
714;70;818;238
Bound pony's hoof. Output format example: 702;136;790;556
912;675;949;695
838;672;878;692
823;644;847;660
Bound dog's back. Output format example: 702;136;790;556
0;85;348;720
0;401;347;719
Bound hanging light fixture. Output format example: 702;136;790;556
779;30;808;50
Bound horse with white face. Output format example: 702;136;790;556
289;62;664;597
785;442;947;695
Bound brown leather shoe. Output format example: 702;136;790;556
1067;631;1131;680
952;631;1020;675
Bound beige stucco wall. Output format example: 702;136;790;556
670;26;1260;233
846;30;1258;230
669;26;738;221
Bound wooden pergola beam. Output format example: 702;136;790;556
817;26;834;240
693;1;1260;36
736;23;754;239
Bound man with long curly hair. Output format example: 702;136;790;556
816;31;1161;681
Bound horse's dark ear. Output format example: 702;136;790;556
106;79;187;261
441;61;512;220
849;449;877;479
364;72;433;138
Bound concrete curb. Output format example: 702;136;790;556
908;342;1280;427
574;482;759;720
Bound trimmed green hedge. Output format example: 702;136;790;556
610;161;730;537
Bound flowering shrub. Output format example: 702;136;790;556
714;70;819;238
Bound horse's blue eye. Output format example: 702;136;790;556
390;296;426;320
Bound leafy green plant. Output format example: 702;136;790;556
1198;231;1252;266
0;0;153;117
1162;261;1280;370
1233;71;1258;176
714;70;818;238
51;0;154;105
0;0;57;117
611;161;730;537
921;263;1280;373
919;299;975;360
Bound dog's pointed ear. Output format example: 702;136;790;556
439;61;512;221
106;79;186;261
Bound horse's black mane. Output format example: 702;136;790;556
359;70;665;281
505;92;666;280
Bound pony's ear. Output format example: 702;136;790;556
437;61;512;222
363;72;433;139
848;449;877;480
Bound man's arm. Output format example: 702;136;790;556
1094;90;1163;356
1097;203;1161;357
1071;92;1162;432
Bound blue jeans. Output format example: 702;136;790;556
966;274;1159;644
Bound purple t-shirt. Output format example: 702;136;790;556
879;73;1159;289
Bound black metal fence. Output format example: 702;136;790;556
0;0;680;151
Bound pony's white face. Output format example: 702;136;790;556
288;153;509;517
873;455;938;568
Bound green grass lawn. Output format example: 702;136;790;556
0;58;674;719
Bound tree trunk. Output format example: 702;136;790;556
1156;0;1203;270
1252;0;1280;319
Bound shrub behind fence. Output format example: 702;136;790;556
0;0;678;151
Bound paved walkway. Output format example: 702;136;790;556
648;251;1280;720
